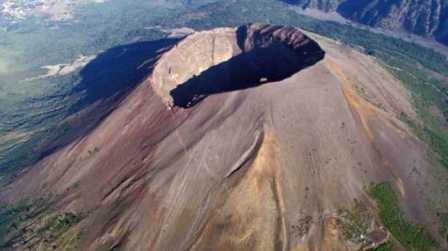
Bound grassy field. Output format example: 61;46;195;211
372;242;394;251
370;183;438;251
0;196;84;250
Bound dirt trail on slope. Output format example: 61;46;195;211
2;24;448;251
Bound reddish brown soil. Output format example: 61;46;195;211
2;24;448;251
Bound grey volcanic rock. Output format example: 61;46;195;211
281;0;448;45
2;25;448;250
338;0;448;41
281;0;342;12
152;24;324;107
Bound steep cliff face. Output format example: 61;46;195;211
338;0;448;40
152;24;324;107
281;0;448;45
1;24;447;251
280;0;342;11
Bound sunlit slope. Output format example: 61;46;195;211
1;24;447;250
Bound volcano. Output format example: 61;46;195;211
1;24;447;251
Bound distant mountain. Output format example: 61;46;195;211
281;0;341;11
281;0;448;45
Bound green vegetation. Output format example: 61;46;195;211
1;1;447;249
0;197;83;250
0;0;177;177
372;241;394;251
336;200;371;243
438;212;448;242
0;122;74;179
379;56;448;169
419;126;448;168
37;212;82;235
370;182;438;251
34;212;83;242
0;197;50;247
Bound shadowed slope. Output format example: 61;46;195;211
170;24;324;107
0;39;179;181
44;39;180;155
1;25;447;251
152;24;324;107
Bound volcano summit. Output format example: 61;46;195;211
152;24;324;107
1;24;447;251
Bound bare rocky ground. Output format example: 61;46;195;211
290;6;448;59
1;24;447;250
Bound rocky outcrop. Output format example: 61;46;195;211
338;0;448;42
281;0;342;12
152;24;324;107
281;0;448;45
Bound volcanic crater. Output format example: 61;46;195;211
2;24;448;251
152;23;325;107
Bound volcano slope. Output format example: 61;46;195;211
1;23;448;251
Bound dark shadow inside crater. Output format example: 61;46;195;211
170;26;325;108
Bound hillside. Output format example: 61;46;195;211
280;0;341;11
1;23;447;251
1;1;448;250
281;0;448;45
